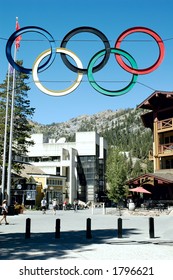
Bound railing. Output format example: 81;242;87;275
158;143;173;154
157;118;173;131
149;144;173;157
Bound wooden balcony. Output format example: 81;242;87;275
158;143;173;155
157;118;173;132
149;144;173;159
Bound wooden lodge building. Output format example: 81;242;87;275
127;91;173;203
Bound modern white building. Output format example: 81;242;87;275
27;131;108;203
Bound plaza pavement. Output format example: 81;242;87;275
0;207;173;260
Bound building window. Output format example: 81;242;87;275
164;158;173;169
56;167;60;176
47;179;63;186
29;156;60;162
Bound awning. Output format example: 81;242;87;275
129;186;151;194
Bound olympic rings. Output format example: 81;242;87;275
5;25;166;96
6;26;56;74
60;26;111;74
32;48;83;96
115;27;165;75
88;48;138;96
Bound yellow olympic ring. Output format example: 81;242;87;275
32;48;83;96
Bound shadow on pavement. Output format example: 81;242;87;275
0;227;141;260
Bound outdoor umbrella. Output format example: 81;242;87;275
129;186;151;194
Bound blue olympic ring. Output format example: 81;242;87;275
6;26;56;74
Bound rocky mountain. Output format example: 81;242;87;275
30;107;148;143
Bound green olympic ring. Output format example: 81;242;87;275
87;48;138;96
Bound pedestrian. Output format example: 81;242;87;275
41;197;47;214
63;200;67;210
73;199;78;212
52;199;57;215
0;199;9;225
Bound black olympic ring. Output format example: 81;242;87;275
6;26;56;74
60;26;111;74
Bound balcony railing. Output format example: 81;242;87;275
149;143;173;158
158;143;173;154
157;118;173;131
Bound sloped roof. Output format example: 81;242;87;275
137;91;173;129
153;172;173;183
137;91;173;111
13;164;45;179
127;172;173;185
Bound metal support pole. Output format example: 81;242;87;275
1;64;11;201
86;218;92;239
55;218;61;239
6;32;17;206
91;203;94;215
25;218;31;239
117;218;122;238
103;202;106;215
149;217;155;238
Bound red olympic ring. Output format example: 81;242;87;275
114;27;165;75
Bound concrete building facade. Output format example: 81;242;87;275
27;131;108;204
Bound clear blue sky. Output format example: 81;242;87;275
1;0;173;124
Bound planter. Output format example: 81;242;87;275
14;205;24;214
128;202;135;211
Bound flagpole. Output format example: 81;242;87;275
1;64;11;201
6;17;18;205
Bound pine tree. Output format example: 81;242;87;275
106;147;127;204
0;61;35;175
131;160;142;178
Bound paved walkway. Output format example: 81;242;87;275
0;208;173;260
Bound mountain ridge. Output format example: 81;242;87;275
30;107;146;141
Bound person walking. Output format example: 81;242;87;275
63;200;67;210
0;199;9;225
41;197;47;214
73;199;78;212
52;199;57;215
